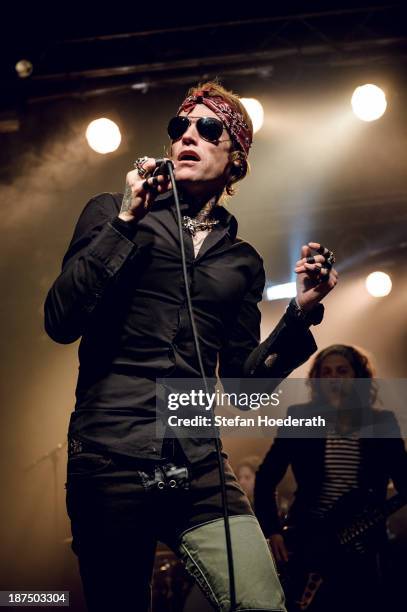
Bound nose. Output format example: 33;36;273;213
181;120;199;145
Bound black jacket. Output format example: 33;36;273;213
44;191;318;461
255;402;407;537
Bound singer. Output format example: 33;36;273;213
44;81;337;612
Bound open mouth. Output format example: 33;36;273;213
178;151;201;162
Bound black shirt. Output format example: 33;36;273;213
44;191;318;462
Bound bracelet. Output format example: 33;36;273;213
286;298;324;326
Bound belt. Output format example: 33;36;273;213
68;435;190;492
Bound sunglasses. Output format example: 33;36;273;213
167;115;228;143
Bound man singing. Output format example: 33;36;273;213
44;81;337;611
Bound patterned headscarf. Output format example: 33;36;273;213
177;89;252;156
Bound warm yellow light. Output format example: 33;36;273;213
241;98;264;133
86;118;121;154
351;84;387;122
365;271;392;297
15;59;33;78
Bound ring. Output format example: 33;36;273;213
142;177;159;191
325;251;336;268
316;245;335;269
306;256;316;264
133;156;149;178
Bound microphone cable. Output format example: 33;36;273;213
164;159;237;611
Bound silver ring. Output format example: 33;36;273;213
317;245;335;269
325;251;336;268
133;156;149;178
324;251;336;270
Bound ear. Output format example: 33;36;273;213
227;154;244;181
230;159;244;179
228;149;247;176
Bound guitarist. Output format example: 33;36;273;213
255;344;407;612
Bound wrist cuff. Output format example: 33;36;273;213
286;298;324;327
110;216;139;241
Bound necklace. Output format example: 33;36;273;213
182;216;219;237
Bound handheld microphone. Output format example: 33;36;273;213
152;158;175;177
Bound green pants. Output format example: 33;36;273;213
177;514;286;611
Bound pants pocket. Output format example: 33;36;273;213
67;451;113;478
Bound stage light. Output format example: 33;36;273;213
241;98;264;133
266;282;296;301
365;271;392;297
86;118;122;154
351;84;387;122
15;59;33;78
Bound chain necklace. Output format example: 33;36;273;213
181;198;220;236
182;216;219;236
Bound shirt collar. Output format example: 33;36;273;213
155;190;238;240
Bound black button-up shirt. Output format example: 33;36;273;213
44;191;318;462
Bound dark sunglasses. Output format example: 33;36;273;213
167;115;226;143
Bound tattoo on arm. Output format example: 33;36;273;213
120;183;132;213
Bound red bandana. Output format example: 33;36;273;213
177;90;252;156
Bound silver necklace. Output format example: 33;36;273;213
182;216;219;237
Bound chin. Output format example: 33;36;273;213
175;169;201;181
175;176;204;189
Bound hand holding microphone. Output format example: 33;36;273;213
119;157;175;224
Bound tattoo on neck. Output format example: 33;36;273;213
195;198;217;222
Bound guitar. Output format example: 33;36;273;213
279;490;406;611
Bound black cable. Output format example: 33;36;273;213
166;160;237;611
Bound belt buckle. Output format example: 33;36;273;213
162;463;190;491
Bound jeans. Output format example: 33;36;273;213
66;440;286;612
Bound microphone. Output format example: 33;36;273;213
152;158;175;177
